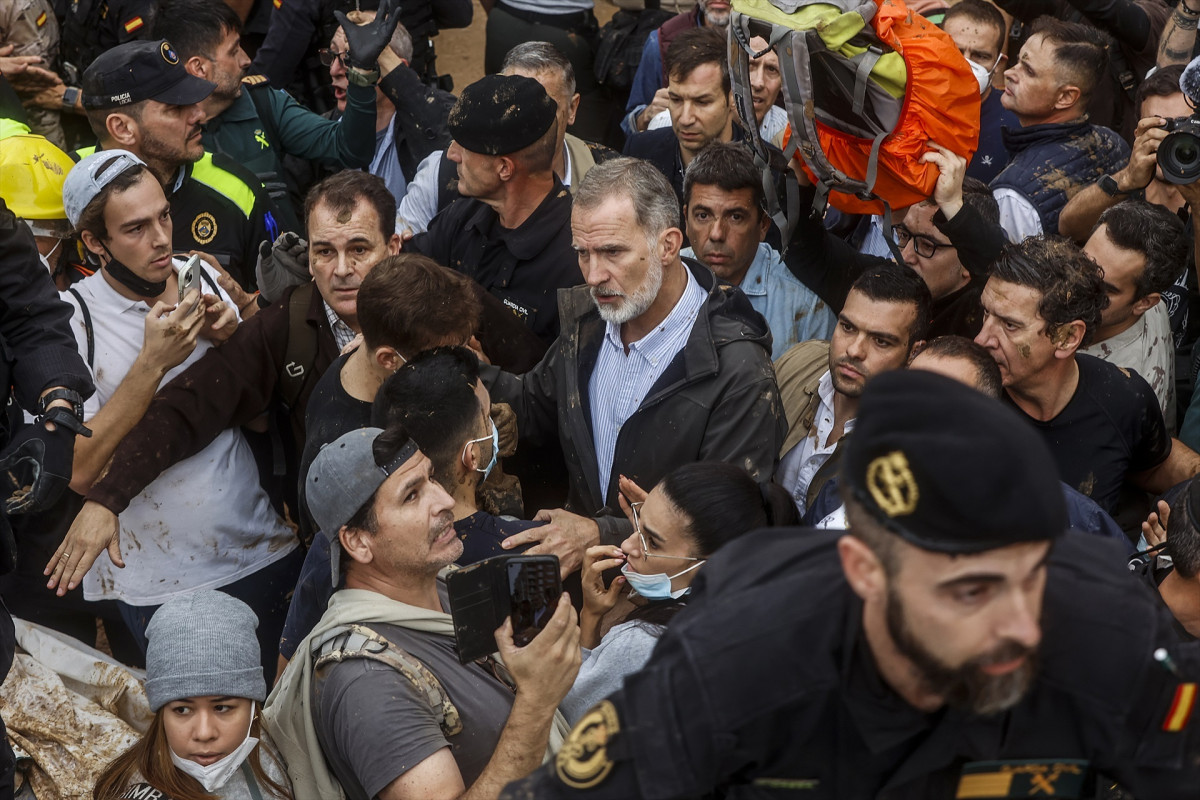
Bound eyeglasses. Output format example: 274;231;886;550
892;224;954;259
318;48;349;68
629;502;704;562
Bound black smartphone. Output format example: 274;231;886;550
446;554;562;664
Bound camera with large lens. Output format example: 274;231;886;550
1158;114;1200;185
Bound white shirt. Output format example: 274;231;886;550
63;262;297;606
774;370;854;516
992;187;1042;242
1079;302;1176;429
588;268;707;497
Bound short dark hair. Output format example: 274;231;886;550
914;335;1003;399
357;254;481;353
304;171;396;241
682;141;765;216
659;462;798;559
371;347;482;485
665;27;731;96
849;262;933;345
75;157;153;240
989;235;1108;347
942;0;1006;59
961;176;1000;225
1136;64;1185;113
84;100;148;144
1169;480;1200;579
1094;198;1188;300
154;0;241;60
501;41;576;98
1029;17;1108;101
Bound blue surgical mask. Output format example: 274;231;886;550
462;420;499;481
620;561;703;600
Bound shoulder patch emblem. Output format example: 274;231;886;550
556;700;619;789
867;451;919;517
191;212;217;245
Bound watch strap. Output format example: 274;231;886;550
346;67;380;87
1098;174;1126;197
37;388;84;420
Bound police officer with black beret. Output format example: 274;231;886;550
504;370;1200;799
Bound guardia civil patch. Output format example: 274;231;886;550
191;212;217;245
956;760;1088;798
556;700;619;789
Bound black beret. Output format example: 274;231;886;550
447;74;558;156
842;370;1066;554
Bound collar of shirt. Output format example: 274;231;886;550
322;300;357;350
561;141;573;189
77;267;158;315
601;264;706;363
732;243;776;297
814;370;856;442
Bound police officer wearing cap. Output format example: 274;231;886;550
504;370;1200;799
408;73;576;344
78;39;281;292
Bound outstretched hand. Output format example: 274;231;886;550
335;0;403;71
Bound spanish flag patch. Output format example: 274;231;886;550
272;0;281;8
1163;682;1197;732
35;10;47;26
123;15;143;32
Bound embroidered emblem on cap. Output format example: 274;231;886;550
867;451;918;517
191;212;217;245
160;41;178;64
556;700;619;789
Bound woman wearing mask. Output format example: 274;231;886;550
561;462;797;722
94;590;293;800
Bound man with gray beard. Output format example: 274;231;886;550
482;157;785;576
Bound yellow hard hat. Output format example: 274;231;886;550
0;126;75;224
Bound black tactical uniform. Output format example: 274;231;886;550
503;371;1200;800
55;0;156;82
0;202;94;794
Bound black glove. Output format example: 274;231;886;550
0;407;91;515
255;231;310;304
335;0;403;71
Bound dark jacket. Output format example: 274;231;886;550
785;185;1006;338
485;258;786;544
410;180;576;343
503;529;1200;799
85;282;337;515
990;120;1130;236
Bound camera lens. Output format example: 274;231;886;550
1159;129;1200;185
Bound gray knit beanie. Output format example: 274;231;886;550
144;590;266;712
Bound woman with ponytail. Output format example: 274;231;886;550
561;462;797;722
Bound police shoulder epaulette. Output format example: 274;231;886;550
241;74;269;86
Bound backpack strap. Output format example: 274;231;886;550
278;282;318;414
66;287;94;369
312;623;463;738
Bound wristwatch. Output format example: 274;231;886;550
37;387;84;422
61;86;81;109
1097;174;1128;197
346;67;380;87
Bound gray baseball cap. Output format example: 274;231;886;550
307;427;420;584
63;149;146;229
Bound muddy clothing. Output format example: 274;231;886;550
83;282;338;518
409;179;576;344
1006;354;1171;516
0;0;63;145
484;259;785;545
503;528;1200;800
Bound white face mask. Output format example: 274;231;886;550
168;702;259;792
967;55;1002;95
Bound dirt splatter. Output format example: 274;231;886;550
1078;473;1096;496
1017;342;1032;359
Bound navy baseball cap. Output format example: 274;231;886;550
82;40;215;110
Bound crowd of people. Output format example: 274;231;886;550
2;0;1200;796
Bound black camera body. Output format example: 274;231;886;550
1158;114;1200;185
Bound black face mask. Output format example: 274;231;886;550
101;245;167;298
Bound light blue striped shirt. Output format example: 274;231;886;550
588;267;708;499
